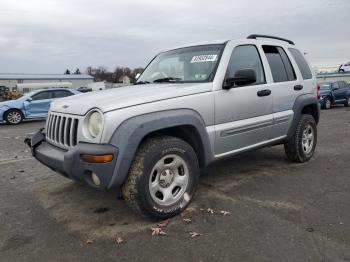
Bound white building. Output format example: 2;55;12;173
118;75;131;84
0;74;94;89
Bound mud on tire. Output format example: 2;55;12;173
284;114;317;163
122;135;200;220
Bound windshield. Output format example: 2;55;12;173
137;44;225;84
320;83;331;90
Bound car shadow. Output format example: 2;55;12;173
32;145;290;240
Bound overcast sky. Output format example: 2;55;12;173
0;0;349;74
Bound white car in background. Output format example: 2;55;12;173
339;62;350;73
87;81;106;91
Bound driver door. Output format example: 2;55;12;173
24;90;53;118
332;82;344;101
214;45;273;156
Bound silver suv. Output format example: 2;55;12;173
27;35;320;219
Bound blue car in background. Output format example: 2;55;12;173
319;80;350;109
0;88;80;124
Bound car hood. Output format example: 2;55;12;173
50;83;212;115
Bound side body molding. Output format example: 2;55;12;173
108;109;214;188
287;94;320;139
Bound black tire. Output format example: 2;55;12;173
122;136;200;220
339;69;344;73
4;109;23;124
322;97;331;110
344;97;350;107
284;114;317;163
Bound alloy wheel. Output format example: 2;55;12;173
7;111;22;124
302;124;314;155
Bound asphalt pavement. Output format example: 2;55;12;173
0;107;349;262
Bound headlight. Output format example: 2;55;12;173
87;111;103;138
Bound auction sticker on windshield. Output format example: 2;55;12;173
191;54;218;63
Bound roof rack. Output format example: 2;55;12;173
247;34;295;45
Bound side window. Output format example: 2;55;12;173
226;45;265;85
338;82;345;89
31;91;51;101
262;45;296;82
53;90;73;98
277;47;296;81
288;48;313;80
332;82;339;89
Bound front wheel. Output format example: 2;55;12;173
284;114;317;163
344;97;350;107
122;136;200;219
5;109;23;124
322;97;331;109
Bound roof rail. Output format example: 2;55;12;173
247;34;295;45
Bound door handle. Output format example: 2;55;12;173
257;89;271;97
294;85;303;91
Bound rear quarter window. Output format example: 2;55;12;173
262;45;296;83
288;48;313;80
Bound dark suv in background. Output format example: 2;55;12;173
319;80;350;109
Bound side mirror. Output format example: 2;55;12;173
223;68;257;89
26;97;33;102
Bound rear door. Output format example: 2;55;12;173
261;45;299;139
214;44;273;156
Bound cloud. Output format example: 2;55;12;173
0;0;349;73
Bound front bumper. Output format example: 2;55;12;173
26;130;118;188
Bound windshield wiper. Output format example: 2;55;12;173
153;77;183;83
134;81;150;85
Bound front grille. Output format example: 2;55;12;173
46;112;79;148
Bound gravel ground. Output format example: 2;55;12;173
0;107;349;262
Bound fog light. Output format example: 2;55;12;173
91;172;101;186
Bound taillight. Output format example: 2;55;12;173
316;83;320;99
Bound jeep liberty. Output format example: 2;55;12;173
26;35;320;219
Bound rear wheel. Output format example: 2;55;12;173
284;114;317;163
5;109;23;124
122;136;199;219
344;97;350;107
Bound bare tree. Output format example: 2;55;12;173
85;66;144;83
85;66;92;75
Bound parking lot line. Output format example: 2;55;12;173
0;157;33;165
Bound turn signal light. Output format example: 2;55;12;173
80;154;113;163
